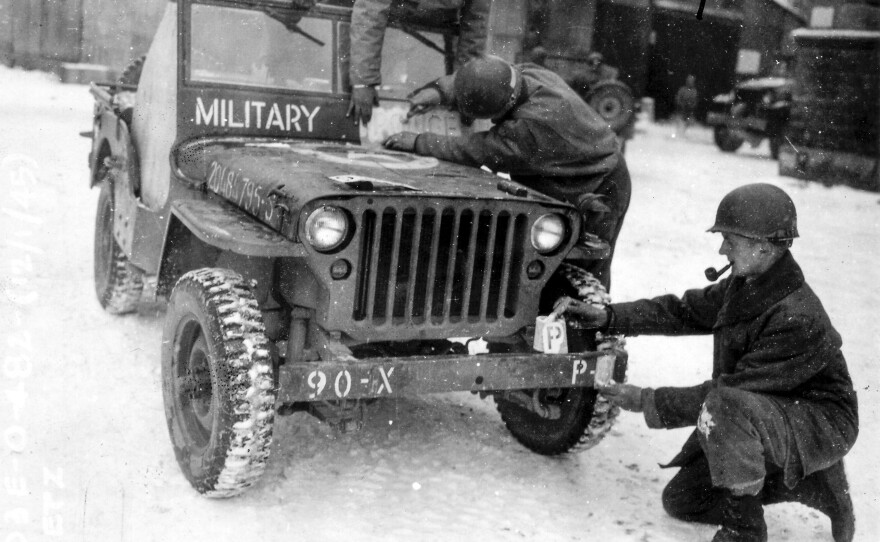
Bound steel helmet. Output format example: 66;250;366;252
708;183;799;240
453;57;522;119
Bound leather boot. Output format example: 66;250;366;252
712;491;768;542
763;461;855;542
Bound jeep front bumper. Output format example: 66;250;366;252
277;349;628;402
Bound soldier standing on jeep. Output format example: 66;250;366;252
554;183;858;542
383;56;632;291
347;0;491;124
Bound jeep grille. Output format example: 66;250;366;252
353;206;527;325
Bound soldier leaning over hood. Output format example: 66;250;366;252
384;56;631;292
555;183;858;542
347;0;490;125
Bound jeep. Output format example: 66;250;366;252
87;0;627;497
707;76;794;160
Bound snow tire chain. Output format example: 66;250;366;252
184;269;277;497
556;263;627;453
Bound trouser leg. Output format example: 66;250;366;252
580;157;631;291
662;453;725;525
697;388;792;497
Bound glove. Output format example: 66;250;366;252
383;132;420;153
347;85;378;125
596;382;643;412
552;296;609;329
406;87;442;119
576;193;612;215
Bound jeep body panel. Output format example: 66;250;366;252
88;86;167;274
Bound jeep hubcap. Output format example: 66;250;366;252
174;318;215;451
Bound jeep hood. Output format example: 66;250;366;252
177;138;559;205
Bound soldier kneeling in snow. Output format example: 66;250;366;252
554;183;858;542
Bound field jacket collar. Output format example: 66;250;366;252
715;250;803;328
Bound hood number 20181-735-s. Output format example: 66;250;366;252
207;160;278;223
194;96;320;132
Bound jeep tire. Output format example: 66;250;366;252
93;173;143;313
714;126;744;153
495;265;623;455
585;80;635;134
162;268;276;497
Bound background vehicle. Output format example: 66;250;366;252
86;0;626;497
778;2;879;192
579;75;637;150
524;46;636;150
707;76;793;159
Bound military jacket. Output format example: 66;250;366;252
608;251;858;485
414;64;620;182
350;0;490;86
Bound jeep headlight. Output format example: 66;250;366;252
305;206;349;252
530;214;566;254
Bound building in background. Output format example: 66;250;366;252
0;0;165;82
779;0;879;192
0;0;821;122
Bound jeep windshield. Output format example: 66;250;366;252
189;3;334;92
187;2;448;99
363;26;449;100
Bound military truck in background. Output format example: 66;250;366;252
86;0;627;497
707;76;794;159
778;1;879;191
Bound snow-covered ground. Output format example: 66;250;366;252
1;65;877;541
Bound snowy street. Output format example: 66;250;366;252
1;65;878;541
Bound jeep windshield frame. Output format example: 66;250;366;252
176;0;457;143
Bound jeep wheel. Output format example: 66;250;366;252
495;264;624;455
93;173;143;313
714;126;744;153
162;268;276;497
585;80;635;134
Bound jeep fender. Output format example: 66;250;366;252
158;192;307;304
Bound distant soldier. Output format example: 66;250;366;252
383;56;631;291
674;74;699;137
555;183;858;542
347;0;490;125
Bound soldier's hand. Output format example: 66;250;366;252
596;382;643;412
347;86;378;125
383;132;420;153
552;296;608;328
406;88;442;119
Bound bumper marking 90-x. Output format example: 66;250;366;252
277;350;623;402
